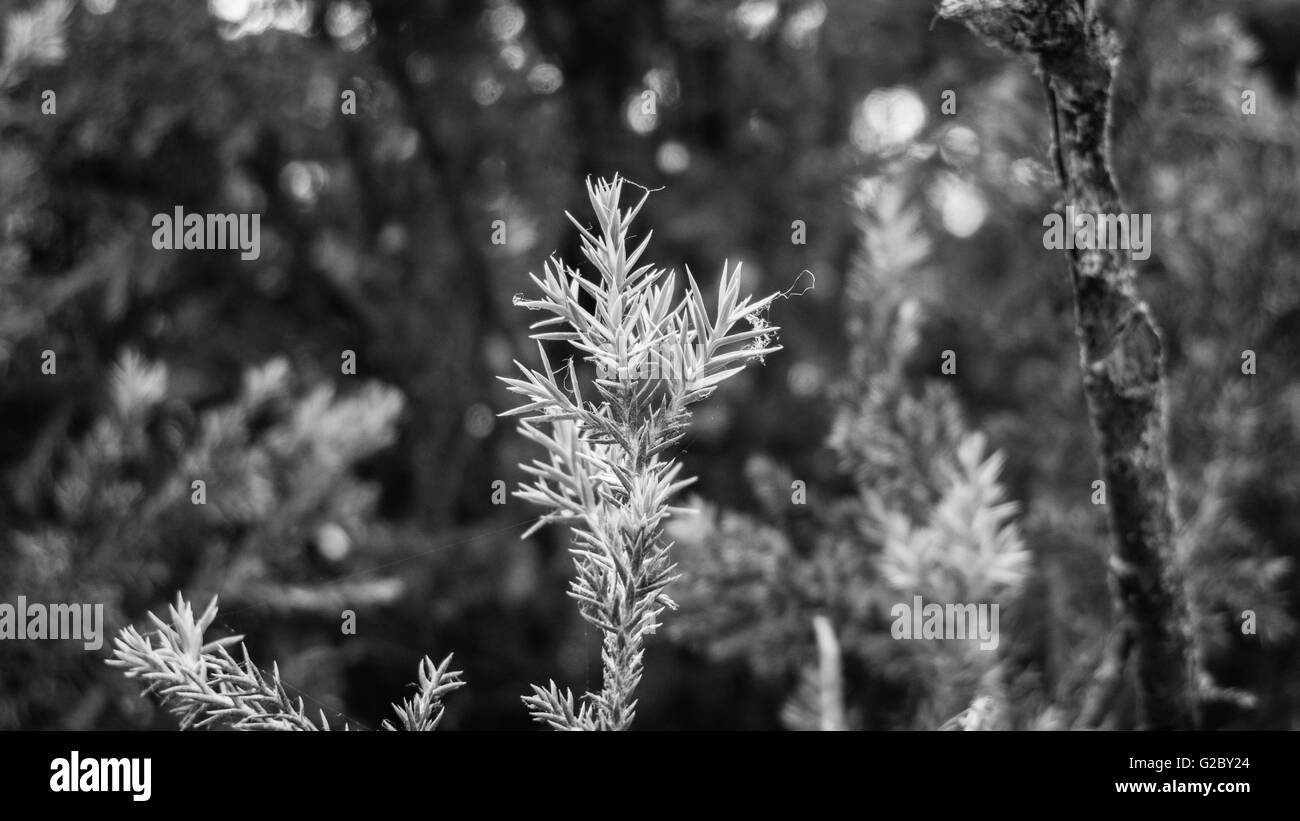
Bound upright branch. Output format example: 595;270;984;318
937;0;1198;728
502;176;781;730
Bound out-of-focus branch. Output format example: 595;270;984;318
812;615;847;731
1075;623;1132;729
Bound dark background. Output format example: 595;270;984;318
1;0;1298;730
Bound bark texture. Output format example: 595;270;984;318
938;0;1199;729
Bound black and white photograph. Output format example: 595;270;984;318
0;0;1296;803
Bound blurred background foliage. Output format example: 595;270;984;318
0;0;1297;729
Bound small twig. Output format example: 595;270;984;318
1042;73;1070;193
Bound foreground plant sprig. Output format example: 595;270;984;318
109;593;462;730
381;653;464;731
502;175;782;730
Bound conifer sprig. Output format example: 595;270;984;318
503;175;781;730
108;593;462;731
381;654;464;731
108;594;334;731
